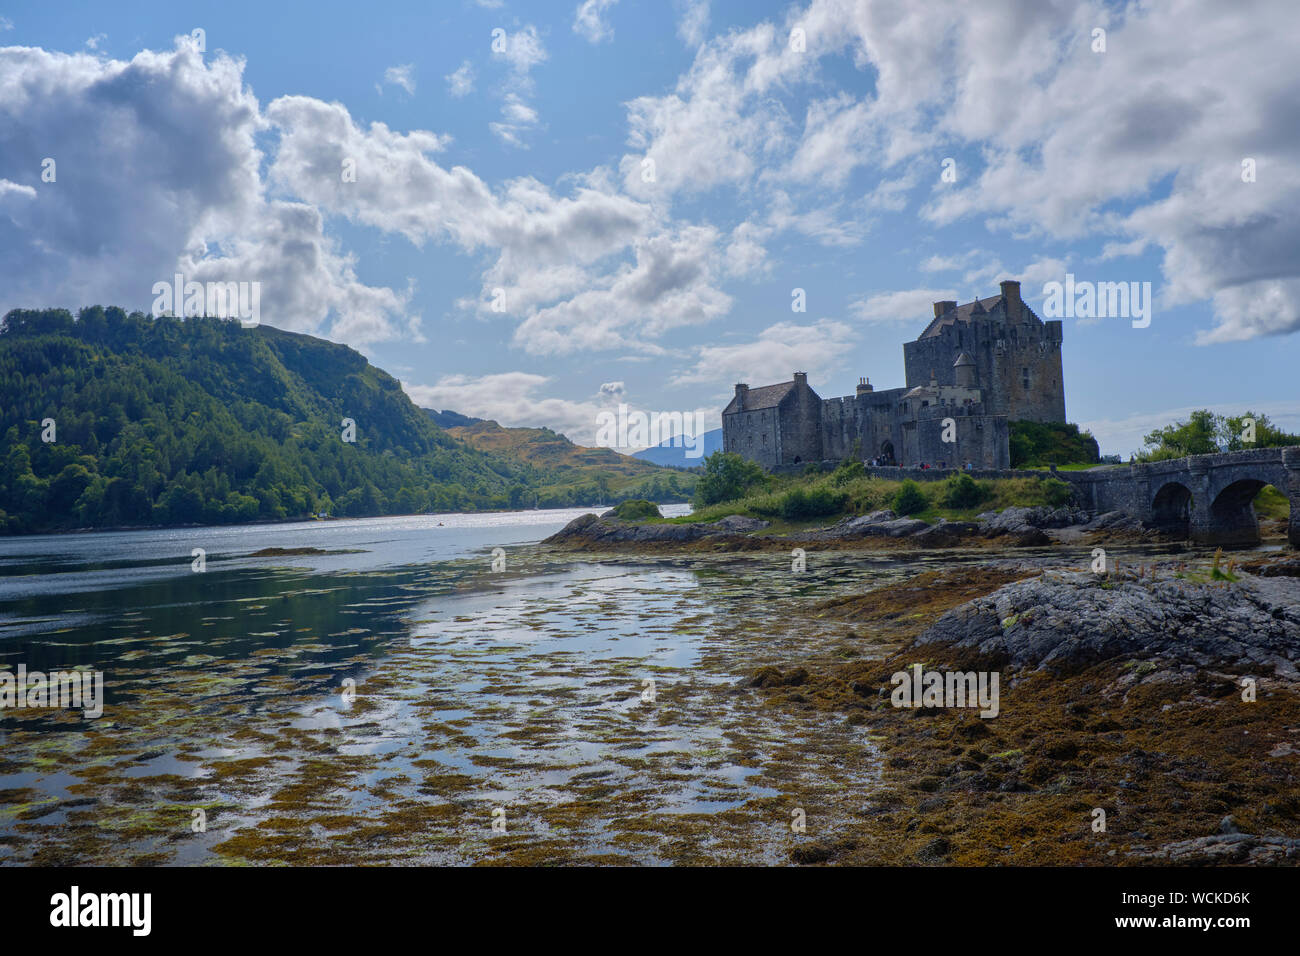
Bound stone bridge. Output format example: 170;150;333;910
1060;447;1300;547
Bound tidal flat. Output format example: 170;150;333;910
1;512;1295;865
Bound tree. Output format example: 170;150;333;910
892;479;928;516
1140;409;1219;460
1139;409;1300;461
693;452;766;507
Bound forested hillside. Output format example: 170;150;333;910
0;307;685;533
436;416;695;505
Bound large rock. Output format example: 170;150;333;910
981;505;1089;536
913;570;1300;678
544;513;709;546
707;514;770;534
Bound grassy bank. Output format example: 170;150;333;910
668;461;1075;527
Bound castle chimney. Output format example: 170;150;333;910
734;383;748;410
793;371;807;387
1000;280;1022;318
933;300;957;319
856;376;873;395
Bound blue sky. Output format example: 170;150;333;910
2;0;1298;457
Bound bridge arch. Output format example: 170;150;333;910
1209;477;1278;547
1150;480;1193;537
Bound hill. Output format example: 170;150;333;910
0;307;689;533
632;427;722;467
430;414;695;505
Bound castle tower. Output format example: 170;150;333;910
953;351;976;387
903;279;1065;423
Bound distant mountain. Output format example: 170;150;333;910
632;428;722;467
426;414;695;504
0;307;693;534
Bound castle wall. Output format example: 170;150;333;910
721;407;781;470
912;406;1010;469
819;388;906;461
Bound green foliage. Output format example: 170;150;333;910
832;459;865;484
0;307;687;534
610;498;661;520
1253;484;1290;521
1009;420;1100;467
692;451;766;507
941;472;991;510
1042;477;1074;507
778;484;847;519
1138;408;1300;461
892;479;928;516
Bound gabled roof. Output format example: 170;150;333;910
918;294;1004;339
724;380;795;414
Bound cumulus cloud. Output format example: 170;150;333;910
848;288;957;324
267;92;739;357
574;0;618;44
403;372;637;446
623;0;1300;343
0;45;416;346
673;318;855;386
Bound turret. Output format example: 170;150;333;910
953;351;976;387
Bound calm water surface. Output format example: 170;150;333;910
0;508;1185;865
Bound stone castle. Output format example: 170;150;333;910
722;280;1066;470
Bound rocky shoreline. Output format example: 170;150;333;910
544;504;1159;552
743;556;1300;865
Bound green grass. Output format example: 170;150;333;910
666;469;1078;526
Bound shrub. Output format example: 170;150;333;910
942;473;991;510
833;460;865;484
892;479;928;516
1042;477;1073;507
693;452;766;507
779;485;848;519
611;498;661;520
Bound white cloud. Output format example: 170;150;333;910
848;288;957;324
85;33;107;51
623;0;1300;343
676;0;709;46
266;94;736;357
673;319;855;386
382;63;416;95
0;44;417;346
574;0;618;44
487;25;548;147
445;60;474;98
493;25;548;76
0;178;37;201
490;92;541;148
404;372;633;446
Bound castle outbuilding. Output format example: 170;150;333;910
721;280;1066;470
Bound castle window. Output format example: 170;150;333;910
1022;367;1030;390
